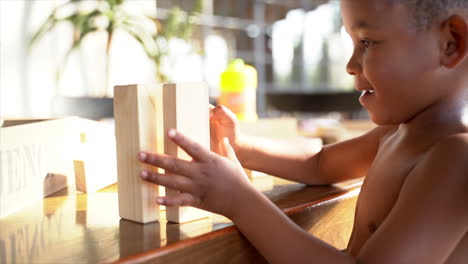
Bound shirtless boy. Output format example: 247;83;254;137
138;0;468;262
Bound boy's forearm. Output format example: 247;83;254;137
231;187;355;264
235;136;327;185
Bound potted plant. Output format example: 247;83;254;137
29;0;202;119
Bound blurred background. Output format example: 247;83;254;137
0;0;368;122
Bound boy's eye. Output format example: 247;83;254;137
360;39;374;49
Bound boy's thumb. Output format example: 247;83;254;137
221;137;242;165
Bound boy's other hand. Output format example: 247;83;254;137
139;129;252;219
210;105;241;157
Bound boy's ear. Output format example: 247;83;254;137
440;15;467;68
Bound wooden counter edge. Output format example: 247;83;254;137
109;184;362;264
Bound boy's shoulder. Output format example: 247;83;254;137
393;131;468;196
429;133;468;163
410;132;468;188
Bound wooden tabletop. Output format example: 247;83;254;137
0;176;362;264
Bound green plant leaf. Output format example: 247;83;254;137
29;0;207;88
121;20;158;58
28;12;57;51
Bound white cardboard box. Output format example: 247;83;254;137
0;117;119;218
0;117;79;218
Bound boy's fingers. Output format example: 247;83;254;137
141;170;195;193
209;104;215;118
212;104;222;112
212;105;237;124
167;129;213;162
210;105;224;118
157;192;199;207
138;152;194;177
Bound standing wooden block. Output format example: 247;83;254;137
114;84;162;223
162;83;211;223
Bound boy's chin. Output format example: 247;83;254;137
368;112;401;126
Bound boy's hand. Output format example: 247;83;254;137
138;129;252;219
210;105;241;156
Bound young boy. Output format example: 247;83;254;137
138;0;468;262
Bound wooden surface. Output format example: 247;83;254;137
162;83;211;224
114;85;161;223
0;176;361;264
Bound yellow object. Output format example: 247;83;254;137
219;59;258;122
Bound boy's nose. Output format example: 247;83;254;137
346;51;362;76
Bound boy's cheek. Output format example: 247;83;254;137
365;59;410;88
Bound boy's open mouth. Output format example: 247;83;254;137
362;89;375;95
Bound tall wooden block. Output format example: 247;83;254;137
114;84;162;223
162;83;211;223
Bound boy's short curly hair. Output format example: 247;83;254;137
402;0;468;30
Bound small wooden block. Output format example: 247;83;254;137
162;83;211;223
74;119;117;193
114;84;162;223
